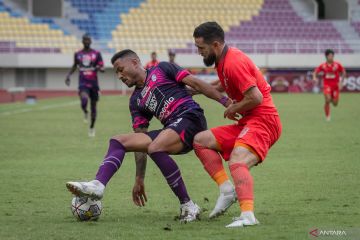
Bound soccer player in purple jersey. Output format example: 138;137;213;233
66;49;232;222
65;34;105;137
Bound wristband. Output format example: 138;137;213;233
219;96;229;107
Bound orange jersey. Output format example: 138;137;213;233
145;60;159;69
216;47;278;116
315;61;344;86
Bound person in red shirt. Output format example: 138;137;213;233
144;51;159;69
192;22;282;228
313;49;346;121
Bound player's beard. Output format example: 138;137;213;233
203;53;216;67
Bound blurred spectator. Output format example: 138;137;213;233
145;51;159;69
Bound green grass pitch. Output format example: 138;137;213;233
0;93;359;240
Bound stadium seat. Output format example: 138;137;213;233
0;1;80;53
109;0;263;53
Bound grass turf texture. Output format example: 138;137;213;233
0;93;359;240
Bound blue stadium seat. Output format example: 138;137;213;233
66;0;144;40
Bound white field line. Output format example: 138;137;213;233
0;101;79;117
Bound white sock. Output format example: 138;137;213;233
219;180;234;193
240;211;256;221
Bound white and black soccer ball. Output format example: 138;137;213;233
71;196;102;221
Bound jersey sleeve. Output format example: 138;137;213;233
225;59;257;94
96;52;104;67
158;62;190;83
129;95;152;129
314;64;323;74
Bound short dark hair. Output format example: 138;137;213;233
82;34;91;40
111;49;139;65
193;21;225;44
151;51;156;55
325;49;334;56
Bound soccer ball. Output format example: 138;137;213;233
71;196;102;221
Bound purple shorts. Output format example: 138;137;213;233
79;87;99;102
146;110;207;154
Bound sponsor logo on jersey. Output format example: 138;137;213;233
159;97;175;120
151;74;157;82
148;94;157;112
239;127;249;138
141;86;150;97
81;54;92;67
325;73;336;79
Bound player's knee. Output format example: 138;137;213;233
333;100;339;106
80;92;88;98
193;131;211;147
229;149;258;168
147;142;163;154
110;135;128;148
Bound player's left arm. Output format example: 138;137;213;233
182;75;232;107
132;127;148;207
224;86;263;121
223;61;263;121
339;65;346;89
96;52;105;73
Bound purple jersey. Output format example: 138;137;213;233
74;49;104;89
129;62;203;129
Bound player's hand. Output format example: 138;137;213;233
224;103;241;121
224;98;233;108
65;77;70;86
186;86;200;96
132;177;147;207
339;80;345;90
96;66;105;73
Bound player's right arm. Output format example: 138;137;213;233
65;53;78;86
129;97;152;207
158;62;231;107
132;127;148;207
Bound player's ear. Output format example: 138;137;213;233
131;58;138;67
213;41;221;48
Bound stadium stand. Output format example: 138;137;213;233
66;0;144;40
109;0;263;54
173;0;353;54
0;0;80;53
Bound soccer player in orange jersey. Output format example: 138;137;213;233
313;49;346;121
192;22;282;228
144;51;159;69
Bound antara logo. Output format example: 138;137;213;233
309;228;347;238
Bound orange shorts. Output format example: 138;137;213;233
323;84;340;101
211;114;282;162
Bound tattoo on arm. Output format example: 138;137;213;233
133;127;148;179
134;152;147;179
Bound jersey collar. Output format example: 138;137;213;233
215;45;229;69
